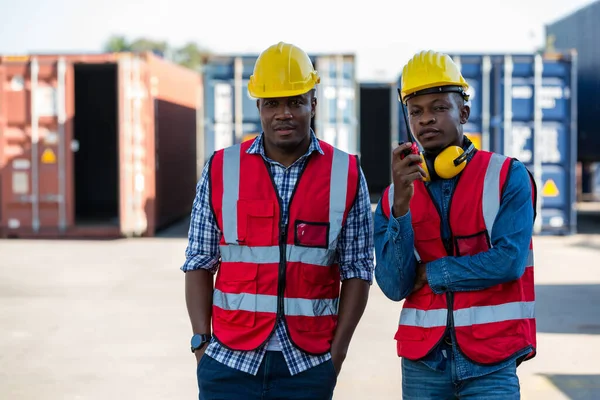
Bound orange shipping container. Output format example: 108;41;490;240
0;52;203;238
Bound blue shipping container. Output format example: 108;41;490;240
201;53;359;164
546;0;600;163
397;52;578;235
592;162;600;200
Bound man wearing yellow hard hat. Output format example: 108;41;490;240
182;42;374;399
373;50;538;398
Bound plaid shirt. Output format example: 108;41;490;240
181;131;374;376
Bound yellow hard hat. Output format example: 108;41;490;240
399;50;469;104
248;42;320;99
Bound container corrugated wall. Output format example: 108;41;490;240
0;52;201;238
592;162;600;200
0;55;84;238
201;53;358;164
546;0;600;163
146;55;201;230
397;52;578;235
201;55;260;164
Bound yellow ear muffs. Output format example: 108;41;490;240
419;142;475;182
419;153;432;182
434;146;467;179
434;146;470;179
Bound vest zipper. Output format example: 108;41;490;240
447;292;455;329
262;155;313;332
259;158;288;339
424;178;461;351
444;174;461;346
277;221;287;320
424;185;445;251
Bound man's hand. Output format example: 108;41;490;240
330;278;369;378
411;263;428;293
392;142;427;217
331;348;346;376
194;347;207;365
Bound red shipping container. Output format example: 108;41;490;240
0;52;203;238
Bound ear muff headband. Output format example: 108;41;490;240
453;143;475;166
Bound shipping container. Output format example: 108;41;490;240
0;52;202;239
397;52;578;235
592;162;600;201
201;53;358;164
358;82;397;199
546;0;600;163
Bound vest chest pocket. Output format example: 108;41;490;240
412;220;443;252
454;230;490;256
294;220;330;249
237;200;275;246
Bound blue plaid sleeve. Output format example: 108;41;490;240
337;165;375;283
181;160;221;273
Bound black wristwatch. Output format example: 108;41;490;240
190;333;211;353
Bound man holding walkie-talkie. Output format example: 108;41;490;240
373;50;538;399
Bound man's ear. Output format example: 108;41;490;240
256;99;260;110
311;95;317;118
460;104;470;125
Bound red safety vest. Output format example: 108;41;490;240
381;150;537;365
209;139;359;355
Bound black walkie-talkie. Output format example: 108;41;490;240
398;93;421;165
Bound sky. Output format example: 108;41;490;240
0;0;595;81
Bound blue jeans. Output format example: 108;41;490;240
197;351;337;400
401;355;520;400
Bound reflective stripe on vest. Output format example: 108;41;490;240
400;234;533;331
481;153;506;243
220;143;350;260
400;300;535;328
399;247;534;329
213;289;339;317
220;244;336;266
386;152;508;260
